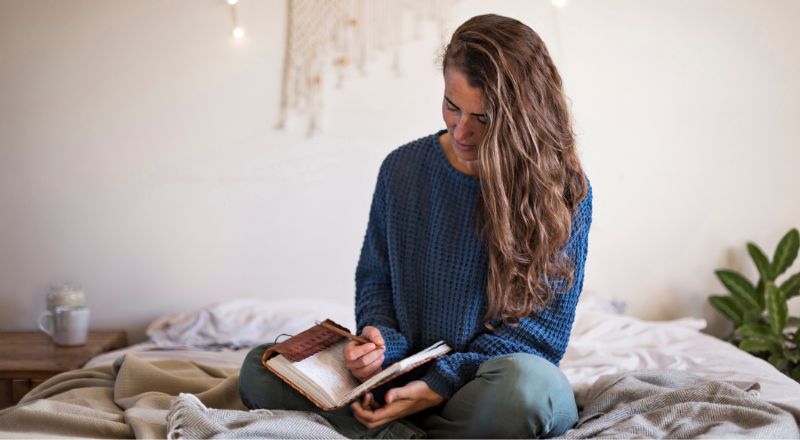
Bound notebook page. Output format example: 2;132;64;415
290;340;360;402
267;355;336;407
397;341;450;370
344;340;450;403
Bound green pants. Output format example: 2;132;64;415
239;344;578;438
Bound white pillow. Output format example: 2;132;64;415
146;298;356;349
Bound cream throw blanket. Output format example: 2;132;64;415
0;354;250;438
166;393;344;439
0;354;399;439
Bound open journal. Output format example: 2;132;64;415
261;319;451;411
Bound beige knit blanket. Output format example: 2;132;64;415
0;354;246;438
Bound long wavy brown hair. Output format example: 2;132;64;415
443;14;588;327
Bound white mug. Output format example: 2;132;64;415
37;306;90;346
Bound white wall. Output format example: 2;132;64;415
1;0;798;342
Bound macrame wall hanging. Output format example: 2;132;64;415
276;0;458;136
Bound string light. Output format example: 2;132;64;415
228;0;244;39
551;0;568;7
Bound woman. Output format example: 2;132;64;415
240;14;592;439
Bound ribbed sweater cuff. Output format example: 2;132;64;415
374;324;409;367
421;365;460;400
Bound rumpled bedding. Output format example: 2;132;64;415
0;354;246;439
3;357;799;439
166;393;345;439
145;299;355;349
0;355;416;440
559;370;800;439
3;298;800;438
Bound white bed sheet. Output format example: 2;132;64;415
85;301;800;415
562;307;800;413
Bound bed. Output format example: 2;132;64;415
1;295;799;438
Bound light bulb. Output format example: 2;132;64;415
232;27;245;39
551;0;568;7
227;0;238;5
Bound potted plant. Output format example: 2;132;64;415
709;228;800;381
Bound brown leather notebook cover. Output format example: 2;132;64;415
261;319;450;411
261;319;348;363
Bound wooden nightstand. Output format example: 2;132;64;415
0;330;127;409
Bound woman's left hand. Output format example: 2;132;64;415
351;380;445;429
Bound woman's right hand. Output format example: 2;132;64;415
344;326;385;382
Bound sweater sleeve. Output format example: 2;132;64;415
354;159;410;366
422;184;593;399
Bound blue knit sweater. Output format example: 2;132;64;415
355;130;593;399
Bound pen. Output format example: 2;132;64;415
315;320;384;349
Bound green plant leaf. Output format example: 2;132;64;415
748;242;774;282
755;278;767;309
785;348;800;363
715;270;760;310
795;327;800;345
741;308;763;325
735;324;780;342
766;283;787;335
780;272;800;300
772;229;799;278
740;338;780;353
788;317;800;329
709;295;743;325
